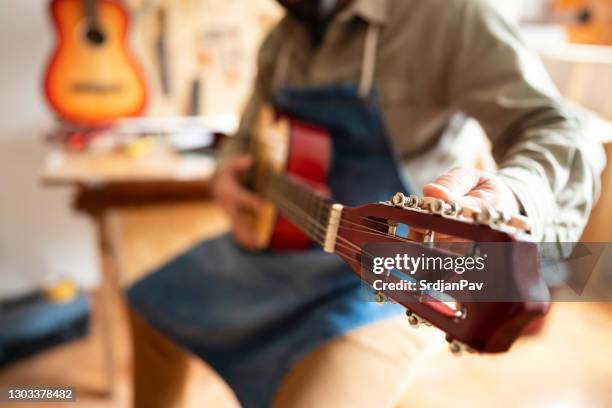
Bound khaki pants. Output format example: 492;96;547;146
128;311;443;408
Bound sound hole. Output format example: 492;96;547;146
85;26;106;46
578;8;592;24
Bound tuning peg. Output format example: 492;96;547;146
391;192;407;207
405;310;423;327
453;307;467;321
458;204;480;221
508;214;531;232
474;207;496;225
443;201;462;217
374;291;388;305
391;192;422;209
445;335;463;356
407;195;422;208
449;341;462;355
421;197;444;214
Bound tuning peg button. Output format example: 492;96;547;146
391;192;407;207
445;335;465;356
443;201;461;217
374;291;388;304
405;310;420;327
448;341;463;355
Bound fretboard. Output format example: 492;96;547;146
83;0;99;26
259;169;334;247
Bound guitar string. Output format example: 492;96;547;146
257;153;406;242
263;168;425;250
271;187;422;247
268;173;439;246
259;188;440;287
269;192;441;275
267;189;365;254
268;190;392;262
250;138;427;233
248;139;447;252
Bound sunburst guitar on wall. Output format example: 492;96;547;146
44;0;148;125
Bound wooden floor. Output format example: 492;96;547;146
1;202;611;408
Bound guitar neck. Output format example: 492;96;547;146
258;168;335;248
83;0;99;27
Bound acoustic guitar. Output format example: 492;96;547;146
553;0;612;45
246;107;549;355
44;0;148;125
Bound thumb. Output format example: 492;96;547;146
423;166;481;201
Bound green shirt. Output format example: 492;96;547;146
225;0;606;242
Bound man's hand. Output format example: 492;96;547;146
410;166;523;242
211;154;265;249
423;166;520;216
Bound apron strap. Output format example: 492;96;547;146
273;23;380;97
358;24;380;99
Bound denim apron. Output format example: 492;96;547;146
128;25;413;407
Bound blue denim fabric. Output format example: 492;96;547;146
127;84;412;407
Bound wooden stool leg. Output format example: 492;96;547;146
128;310;190;408
94;211;120;399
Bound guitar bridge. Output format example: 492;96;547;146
323;204;344;253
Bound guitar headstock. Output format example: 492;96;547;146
334;193;549;354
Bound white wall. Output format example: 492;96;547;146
0;1;98;299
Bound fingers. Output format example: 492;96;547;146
212;154;266;249
224;153;254;176
227;181;265;213
213;154;265;212
423;166;482;202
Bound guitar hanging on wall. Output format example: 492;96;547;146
552;0;612;45
246;107;550;355
44;0;148;125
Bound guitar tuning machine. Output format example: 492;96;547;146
445;335;475;356
374;291;388;305
405;310;432;328
391;192;422;209
453;307;468;322
374;291;398;305
460;204;504;228
390;193;531;233
391;192;406;207
443;201;462;217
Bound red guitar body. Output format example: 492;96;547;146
268;119;332;250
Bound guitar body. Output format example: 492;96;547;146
553;0;612;45
44;0;148;125
251;107;331;251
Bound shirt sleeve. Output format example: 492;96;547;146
447;0;606;242
216;22;283;166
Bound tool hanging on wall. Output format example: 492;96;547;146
155;5;171;96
